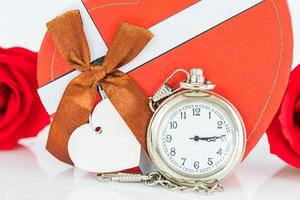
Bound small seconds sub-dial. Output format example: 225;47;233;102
158;101;234;176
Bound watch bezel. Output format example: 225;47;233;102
147;90;246;187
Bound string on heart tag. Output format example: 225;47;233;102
88;84;107;134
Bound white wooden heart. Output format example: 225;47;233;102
68;98;141;173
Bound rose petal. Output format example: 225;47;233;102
288;64;300;84
0;84;10;112
267;112;300;168
0;55;33;138
278;68;300;155
0;47;50;150
295;98;300;126
0;82;21;125
266;65;300;169
0;136;20;149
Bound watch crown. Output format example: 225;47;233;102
190;68;205;84
180;68;216;91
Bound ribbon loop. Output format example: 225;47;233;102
45;10;153;165
47;10;91;68
103;22;154;69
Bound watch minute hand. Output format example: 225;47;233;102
207;135;227;142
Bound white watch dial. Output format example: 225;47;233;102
158;100;235;177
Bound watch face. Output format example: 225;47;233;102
157;98;236;177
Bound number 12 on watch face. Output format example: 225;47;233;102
158;101;234;176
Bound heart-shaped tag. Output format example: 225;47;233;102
68;98;141;173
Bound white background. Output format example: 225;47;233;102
0;0;300;200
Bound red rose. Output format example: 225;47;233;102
0;47;50;149
267;64;300;168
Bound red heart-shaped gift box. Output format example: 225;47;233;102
37;0;293;160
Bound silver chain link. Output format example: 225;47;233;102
96;172;223;195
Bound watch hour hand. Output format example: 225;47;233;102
189;136;206;142
189;136;213;142
189;135;226;142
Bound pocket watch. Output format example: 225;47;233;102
97;68;246;194
146;68;246;192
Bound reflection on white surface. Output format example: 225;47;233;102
1;127;300;200
253;167;300;200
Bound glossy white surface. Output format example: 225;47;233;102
0;0;300;199
1;128;300;200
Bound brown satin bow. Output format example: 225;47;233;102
46;10;153;164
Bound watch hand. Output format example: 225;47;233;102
189;136;209;141
206;135;227;142
189;135;226;142
206;137;217;142
205;135;227;142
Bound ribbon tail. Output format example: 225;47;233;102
101;71;152;152
46;73;97;164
